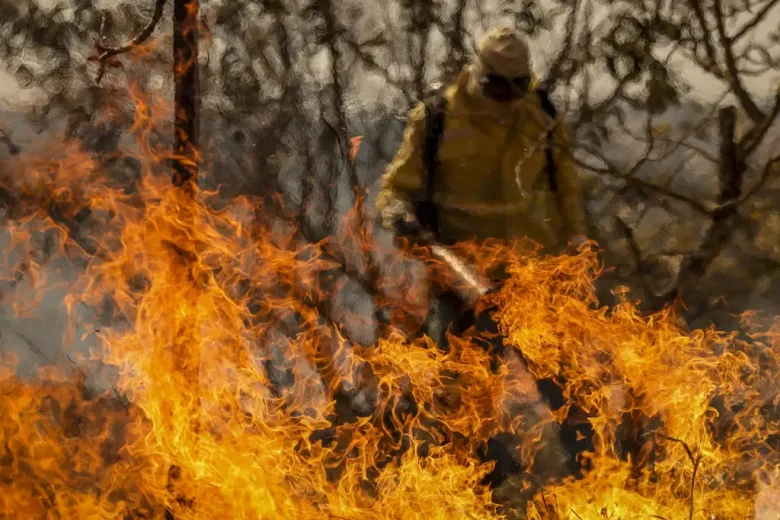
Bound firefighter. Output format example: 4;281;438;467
376;26;586;251
375;26;586;517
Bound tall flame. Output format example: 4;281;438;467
0;87;777;519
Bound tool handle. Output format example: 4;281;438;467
393;223;495;309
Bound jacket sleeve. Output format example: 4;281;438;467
375;102;428;227
551;121;587;238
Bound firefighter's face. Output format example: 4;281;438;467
478;72;531;103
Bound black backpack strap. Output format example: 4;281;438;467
535;88;559;193
417;89;448;236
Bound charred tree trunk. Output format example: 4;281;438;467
664;106;746;309
170;0;201;407
682;107;744;282
167;1;200;518
172;0;200;188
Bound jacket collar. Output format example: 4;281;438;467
448;65;543;125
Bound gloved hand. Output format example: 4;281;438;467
380;199;422;237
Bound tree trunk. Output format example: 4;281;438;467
172;0;200;188
663;105;746;313
170;0;201;414
166;2;200;518
682;106;744;282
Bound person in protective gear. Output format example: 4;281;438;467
375;26;586;518
376;26;586;251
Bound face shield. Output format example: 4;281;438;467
478;72;531;103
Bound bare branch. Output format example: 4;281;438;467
341;36;410;100
442;0;469;77
573;71;640;130
88;0;168;84
647;106;750;306
738;43;780;76
740;86;780;155
652;135;719;163
618;88;729;165
716;153;780;211
6;326;54;365
712;0;766;122
732;0;780;42
570;140;715;214
686;0;726;78
542;0;582;91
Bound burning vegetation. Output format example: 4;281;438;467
0;87;778;519
2;0;780;518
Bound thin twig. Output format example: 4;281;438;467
8;320;130;412
617;88;730;167
541;0;581;92
712;0;765;122
656;433;701;520
652;135;719;164
540;491;553;515
569;140;715;214
88;0;168;83
687;0;725;79
7;326;53;365
741;86;780;156
731;0;780;42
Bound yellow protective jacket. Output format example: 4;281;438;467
376;71;586;251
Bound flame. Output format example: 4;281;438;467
0;86;778;519
348;136;363;167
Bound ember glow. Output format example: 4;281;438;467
0;91;778;519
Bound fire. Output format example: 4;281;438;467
0;87;778;519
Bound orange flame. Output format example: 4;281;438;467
0;86;777;519
348;136;363;167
